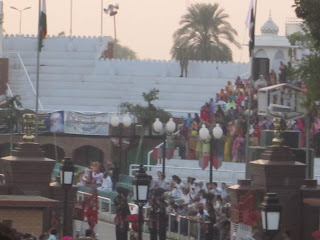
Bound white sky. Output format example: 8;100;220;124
2;0;297;62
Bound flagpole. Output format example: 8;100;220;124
35;0;41;140
245;0;257;178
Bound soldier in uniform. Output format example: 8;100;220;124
148;197;159;240
156;196;168;240
114;191;131;240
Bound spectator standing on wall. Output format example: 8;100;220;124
279;61;288;83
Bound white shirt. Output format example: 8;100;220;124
98;176;113;192
92;172;104;184
210;187;222;196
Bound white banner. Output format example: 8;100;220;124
64;111;109;135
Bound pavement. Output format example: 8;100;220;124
95;221;149;240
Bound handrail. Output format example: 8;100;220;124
147;130;180;169
129;164;245;185
3;51;44;110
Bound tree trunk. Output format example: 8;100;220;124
134;127;146;164
9;129;13;155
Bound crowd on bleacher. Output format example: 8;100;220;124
171;70;320;163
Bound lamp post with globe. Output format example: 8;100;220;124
152;118;176;176
199;124;223;183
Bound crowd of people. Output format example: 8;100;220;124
0;225;98;240
148;171;230;240
170;68;320;163
75;162;113;192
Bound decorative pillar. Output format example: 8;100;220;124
0;114;56;196
249;118;306;239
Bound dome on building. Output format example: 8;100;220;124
261;15;279;35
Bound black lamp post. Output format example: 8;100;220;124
110;113;132;177
132;164;150;240
153;118;176;176
199;124;223;183
260;193;281;240
60;157;75;237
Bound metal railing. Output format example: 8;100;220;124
129;164;245;185
2;52;43;110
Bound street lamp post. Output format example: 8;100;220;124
260;193;281;240
153;118;176;176
60;157;75;237
132;164;150;240
104;4;119;56
199;124;223;183
10;6;31;34
110;113;132;179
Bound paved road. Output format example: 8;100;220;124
95;221;149;240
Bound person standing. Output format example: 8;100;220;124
48;229;58;240
156;197;168;240
114;193;131;240
148;198;158;240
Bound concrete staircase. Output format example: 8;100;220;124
6;52;236;115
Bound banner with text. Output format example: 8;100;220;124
64;111;109;135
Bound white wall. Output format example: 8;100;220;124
3;35;250;79
3;34;108;53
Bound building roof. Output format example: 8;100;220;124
255;14;291;48
261;15;279;35
0;195;59;207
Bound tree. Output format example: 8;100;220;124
0;95;22;154
171;3;240;62
294;0;320;48
114;41;137;59
293;1;320;103
119;89;171;164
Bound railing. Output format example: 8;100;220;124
129;164;245;185
167;213;205;240
76;190;148;229
2;52;43;110
147;129;181;169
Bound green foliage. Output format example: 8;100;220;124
171;3;240;62
0;95;22;130
294;0;320;47
119;89;171;164
119;88;171;126
293;0;320;114
112;39;137;59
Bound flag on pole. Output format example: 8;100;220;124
39;0;47;51
245;0;255;57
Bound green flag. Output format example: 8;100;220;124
39;0;47;51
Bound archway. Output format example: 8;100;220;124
272;50;286;74
73;145;104;167
41;144;65;161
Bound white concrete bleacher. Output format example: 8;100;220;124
4;34;250;115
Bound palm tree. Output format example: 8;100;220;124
171;3;240;62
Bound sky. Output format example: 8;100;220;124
2;0;297;62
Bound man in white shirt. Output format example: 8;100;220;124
97;171;113;192
210;182;222;196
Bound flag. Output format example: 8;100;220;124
246;0;255;57
39;0;47;51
